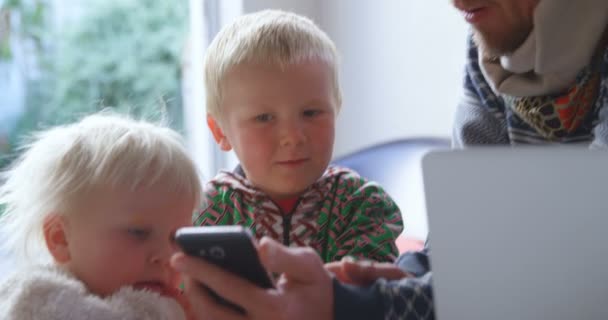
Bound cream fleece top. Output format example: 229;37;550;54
0;266;187;320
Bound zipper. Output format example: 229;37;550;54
282;213;293;246
276;198;301;246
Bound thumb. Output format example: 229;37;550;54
258;237;328;283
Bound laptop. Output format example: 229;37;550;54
422;148;608;320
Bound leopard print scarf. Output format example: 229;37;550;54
504;65;601;140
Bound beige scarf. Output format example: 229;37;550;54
479;0;608;97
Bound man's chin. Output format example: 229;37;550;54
472;28;531;59
472;31;503;58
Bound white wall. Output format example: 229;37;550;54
319;1;469;157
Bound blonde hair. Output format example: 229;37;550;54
204;9;342;118
0;112;202;266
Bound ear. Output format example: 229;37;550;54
207;114;232;151
43;215;71;264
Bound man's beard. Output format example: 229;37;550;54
472;24;533;59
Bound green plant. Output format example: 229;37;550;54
0;0;47;60
43;0;188;126
2;0;188;170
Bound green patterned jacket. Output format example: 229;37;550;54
194;165;403;262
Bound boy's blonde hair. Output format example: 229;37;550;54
204;9;342;119
0;112;202;266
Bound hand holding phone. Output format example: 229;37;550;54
174;226;274;314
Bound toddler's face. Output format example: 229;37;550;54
60;183;194;297
214;60;338;200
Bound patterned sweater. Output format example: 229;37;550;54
194;165;403;263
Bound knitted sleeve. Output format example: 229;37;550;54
452;88;510;147
333;243;435;320
333;274;434;320
326;173;403;263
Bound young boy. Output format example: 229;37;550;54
194;10;403;263
0;113;201;319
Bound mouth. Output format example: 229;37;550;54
462;7;490;23
455;3;490;24
276;158;309;166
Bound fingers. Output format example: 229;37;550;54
181;276;244;320
325;261;354;284
171;253;276;314
257;237;329;284
324;261;345;276
326;258;410;285
342;259;410;285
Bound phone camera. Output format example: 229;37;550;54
209;246;225;259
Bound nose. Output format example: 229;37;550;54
280;119;307;147
149;240;179;266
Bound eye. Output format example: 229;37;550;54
127;228;150;240
303;109;322;118
254;113;273;122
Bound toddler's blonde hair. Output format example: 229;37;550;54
0;112;202;266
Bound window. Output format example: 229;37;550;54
0;0;196;169
0;0;237;275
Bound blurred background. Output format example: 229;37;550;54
0;0;469;262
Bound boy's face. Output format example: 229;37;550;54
210;60;338;200
52;183;193;297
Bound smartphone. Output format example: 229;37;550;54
174;226;274;313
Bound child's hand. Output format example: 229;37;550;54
326;258;412;286
164;288;196;320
